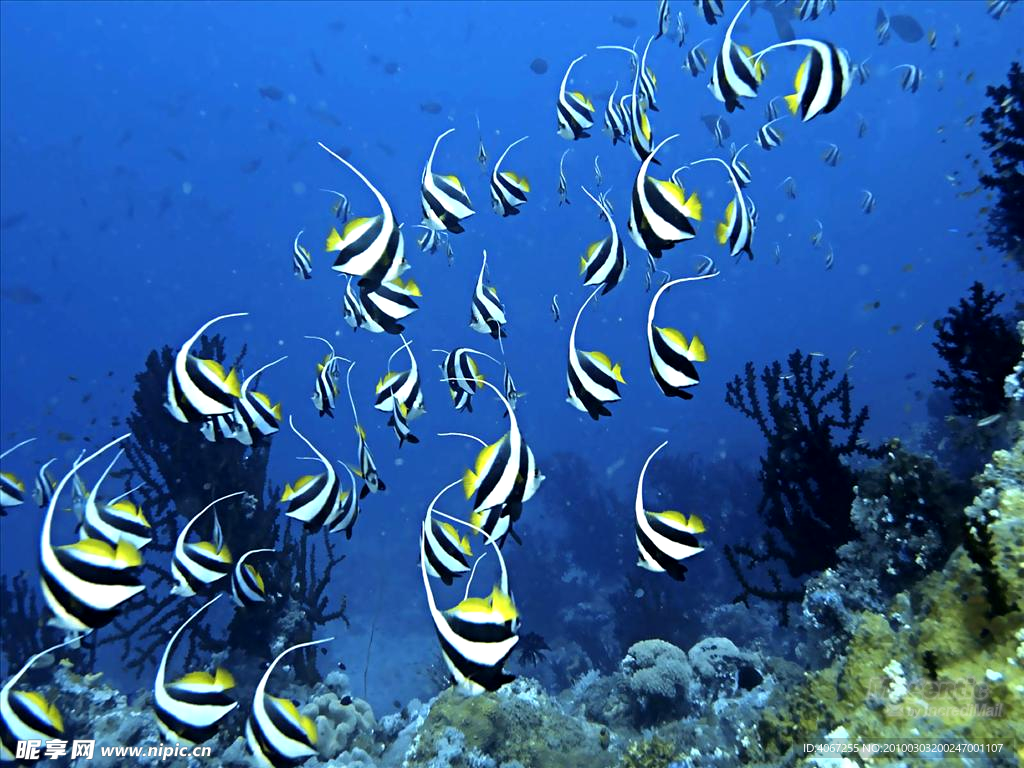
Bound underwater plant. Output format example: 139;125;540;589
724;350;883;620
933;281;1020;419
103;335;347;684
979;60;1024;265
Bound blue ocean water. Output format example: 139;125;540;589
0;0;1020;731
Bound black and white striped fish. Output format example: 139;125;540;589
232;357;286;447
988;0;1013;20
343;278;368;332
635;441;705;579
551;295;560;322
676;10;687;45
154;595;237;745
876;9;891;44
780;175;797;199
459;380;542;538
696;255;716;276
165;313;245;424
321;143;405;288
557;55;595;140
598;40;657;160
199;413;238;444
81;449;151;550
327;462;360;537
709;0;762;112
598;188;615;219
421;502;473;585
861;189;876;214
280;417;342;533
416;224;444;254
171;492;238;596
387;398;419;447
753;39;851;122
558;148;571;205
567;287;625;420
656;0;671;38
729;143;752;187
580;186;628;294
811;219;824;247
231;548;274;607
306;336;341;418
797;0;834;21
0;438;33;512
822;142;841;166
0;637;79;761
357;276;421;336
825;242;835;270
436;347;492;413
858;113;869;138
696;0;724;25
321;189;351;221
343;361;386;499
374;337;425;426
32;458;56;509
602;82;630;144
292;230;312;280
594;155;602;187
854;58;871;85
421;128;475;234
475;112;487;169
39;434;145;632
691;155;755;259
490;136;530;216
420;485;518;695
647;274;717;400
469;250;508;339
682;39;709;76
245;638;332;768
894;64;922;93
628;134;703;259
502;365;524;415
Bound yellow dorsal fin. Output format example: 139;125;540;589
473;438;503;477
13;692;63;732
462;468;478;499
201;358;227;380
281;483;295;502
587;350;614;371
293;475;317;492
716;221;729;245
459;535;473;556
687;513;706;533
794;54;809;92
571;91;594;110
174;670;215;686
60;538;115;559
784;93;799;114
688;335;707;362
342;216;373;239
586;240;602;261
253;391;272;408
579;255;588;275
114;539;142;567
448;596;491;615
611;362;626;384
272;403;283;420
443;174;465;191
658;326;688;350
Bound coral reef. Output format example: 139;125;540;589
619;736;679;768
299;670;377;758
802;442;970;661
755;431;1024;766
933;282;1020;419
724;350;882;620
979;60;1024;266
620;639;693;724
405;678;616;768
1004;321;1024;402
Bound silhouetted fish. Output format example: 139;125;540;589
307;106;343;126
530;57;549;75
116;130;132;147
241;158;262;173
420;101;443;114
877;9;924;42
383;61;400;75
0;212;27;230
259;85;285;101
310;50;325;75
1;285;43;305
167;147;188;163
612;14;638;28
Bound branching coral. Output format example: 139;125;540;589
724;351;883;619
979;61;1024;265
933;282;1020;419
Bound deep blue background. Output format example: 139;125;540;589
1;1;1020;712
